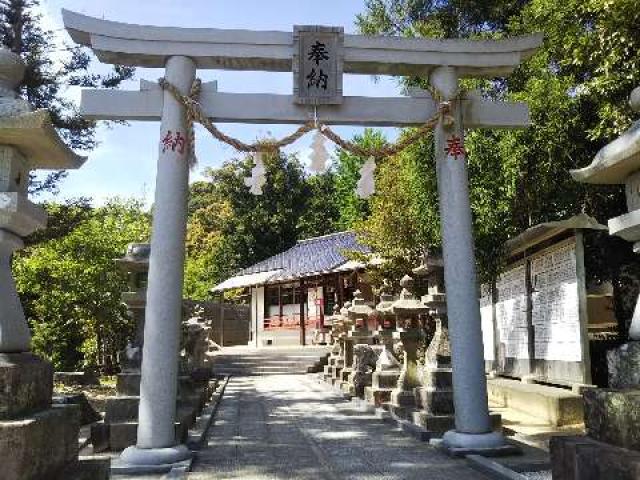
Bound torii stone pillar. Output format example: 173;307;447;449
431;66;505;450
121;55;195;467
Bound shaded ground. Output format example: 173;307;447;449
189;352;491;480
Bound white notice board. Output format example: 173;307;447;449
495;264;529;359
480;284;495;361
530;240;582;362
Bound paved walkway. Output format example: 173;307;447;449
189;373;490;479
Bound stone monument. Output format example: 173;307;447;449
551;84;640;479
0;47;105;480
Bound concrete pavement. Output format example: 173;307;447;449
188;373;491;479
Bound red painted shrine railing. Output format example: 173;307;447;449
264;315;321;330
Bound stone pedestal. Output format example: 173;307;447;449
413;318;455;434
1;404;81;480
0;353;53;419
583;388;640;452
550;435;640;480
607;341;640;389
365;328;400;407
366;375;399;407
0;353;95;480
92;373;212;452
389;328;422;418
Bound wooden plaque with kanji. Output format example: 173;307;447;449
293;25;344;105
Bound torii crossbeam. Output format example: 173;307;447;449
62;9;542;470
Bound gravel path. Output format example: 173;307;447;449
189;374;491;480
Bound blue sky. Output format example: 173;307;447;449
39;0;403;206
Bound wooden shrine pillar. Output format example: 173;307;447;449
319;277;325;328
299;279;306;346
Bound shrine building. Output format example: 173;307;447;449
212;231;375;347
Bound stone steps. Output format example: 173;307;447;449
211;346;330;376
487;377;583;427
491;404;584;451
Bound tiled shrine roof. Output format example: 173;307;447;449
212;231;370;291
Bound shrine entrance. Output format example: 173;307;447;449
62;9;542;469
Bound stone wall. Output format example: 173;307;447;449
183;300;250;346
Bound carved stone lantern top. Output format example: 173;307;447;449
571;85;640;340
392;275;430;316
348;289;373;331
340;300;352;320
327;303;340;322
375;286;396;331
115;243;151;273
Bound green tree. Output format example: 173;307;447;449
334;129;386;229
13;199;150;370
0;0;134;194
355;0;640;328
297;170;340;239
184;150;313;298
357;0;527;38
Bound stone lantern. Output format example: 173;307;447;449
0;48;98;480
340;291;374;386
329;300;351;386
412;255;455;435
373;280;396;347
389;275;429;417
115;243;150;374
323;304;342;383
556;85;640;477
572;87;640;342
364;284;401;408
342;290;376;397
347;289;374;335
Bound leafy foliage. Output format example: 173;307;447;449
184;150;341;299
333;129;386;229
355;0;639;330
13;199;150;371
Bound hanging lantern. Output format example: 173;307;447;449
309;130;329;173
244;151;267;195
356;156;376;199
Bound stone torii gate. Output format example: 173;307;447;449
62;9;541;469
